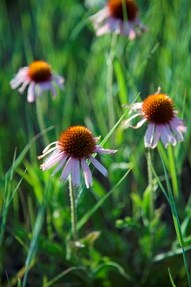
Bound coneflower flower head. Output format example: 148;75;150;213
38;126;117;188
123;91;186;148
10;60;64;102
90;0;147;39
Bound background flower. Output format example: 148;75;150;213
10;60;64;102
123;92;187;148
90;0;147;39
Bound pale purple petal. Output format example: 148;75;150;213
164;125;177;146
27;82;36;102
160;126;171;148
51;155;67;176
128;27;136;40
90;156;108;177
61;158;73;180
52;74;65;88
144;123;155;148
39;82;52;94
81;158;92;189
90;7;109;27
95;145;117;154
96;23;112;36
18;80;30;93
10;78;25;89
10;67;29;89
129;102;143;113
122;112;142;129
151;125;162;148
133;118;147;128
108;18;121;33
71;158;81;187
41;141;59;155
94;16;121;36
170;117;187;133
41;150;64;170
120;21;136;39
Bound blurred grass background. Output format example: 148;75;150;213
1;0;191;286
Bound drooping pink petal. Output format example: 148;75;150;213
90;7;109;27
18;80;30;93
39;82;52;94
61;158;73;180
51;155;67;176
40;150;63;170
81;158;93;189
90;156;108;177
27;82;36;102
96;23;112;36
52;74;65;88
144;123;155;148
151;125;162;148
95;145;117;154
122;112;143;129
164;125;176;146
170;117;187;136
160;126;171;148
71;158;81;187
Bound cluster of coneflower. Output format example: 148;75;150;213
10;0;186;189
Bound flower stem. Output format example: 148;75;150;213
147;149;154;219
69;176;78;241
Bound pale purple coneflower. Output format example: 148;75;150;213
90;0;147;39
38;126;117;188
123;92;186;148
10;60;64;103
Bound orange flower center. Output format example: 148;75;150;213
107;0;138;21
142;94;174;124
58;126;96;159
28;61;52;82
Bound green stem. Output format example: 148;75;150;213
147;149;154;219
36;97;49;146
69;176;78;241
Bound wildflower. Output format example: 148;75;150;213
90;0;147;39
10;60;64;103
123;91;186;148
38;126;117;188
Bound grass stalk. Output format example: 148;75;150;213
167;145;179;199
106;34;117;140
36;97;49;146
158;150;191;287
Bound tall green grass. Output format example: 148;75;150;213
1;0;191;286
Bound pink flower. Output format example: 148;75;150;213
90;0;147;39
10;60;64;103
123;92;186;148
38;126;117;188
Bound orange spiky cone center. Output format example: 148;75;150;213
58;126;96;158
142;94;174;124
